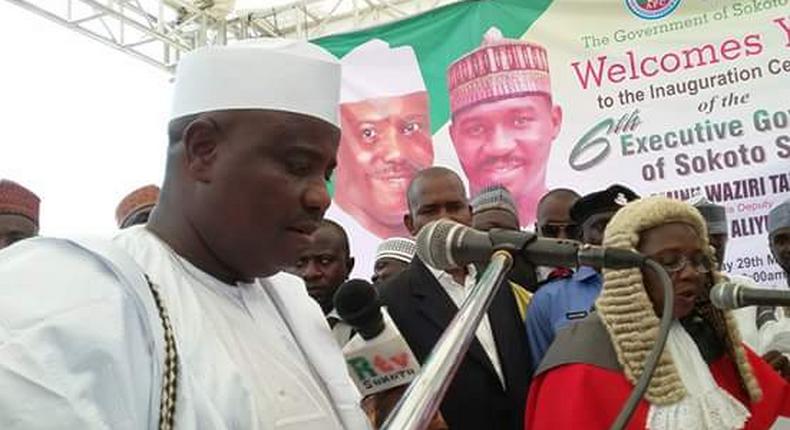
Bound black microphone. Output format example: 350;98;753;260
333;279;384;340
333;279;421;398
710;281;790;310
416;219;646;271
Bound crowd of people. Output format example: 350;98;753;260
1;38;790;430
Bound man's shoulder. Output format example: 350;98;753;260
0;237;148;341
0;236;126;288
536;314;621;376
532;275;573;301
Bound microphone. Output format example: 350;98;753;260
334;279;384;340
334;279;420;397
416;219;646;271
710;281;790;310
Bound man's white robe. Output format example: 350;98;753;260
0;226;369;429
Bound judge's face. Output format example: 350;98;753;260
0;214;38;250
639;222;711;319
289;224;353;314
187;110;339;280
337;92;433;227
770;227;790;272
450;95;561;206
405;172;472;236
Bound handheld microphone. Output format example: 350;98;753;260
334;279;384;340
416;219;646;271
710;281;790;310
334;280;420;397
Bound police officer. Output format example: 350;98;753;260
525;184;639;369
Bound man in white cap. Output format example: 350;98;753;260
0;41;370;429
447;27;562;227
371;237;416;285
328;39;433;279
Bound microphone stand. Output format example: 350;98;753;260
609;259;674;430
381;250;514;430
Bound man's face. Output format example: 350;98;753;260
290;225;352;314
0;214;38;250
473;208;519;232
372;257;409;285
405;173;472;235
708;233;728;270
770;227;790;273
189;110;339;280
337;92;433;225
449;95;561;199
581;211;615;246
536;195;578;239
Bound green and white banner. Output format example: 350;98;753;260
314;0;790;285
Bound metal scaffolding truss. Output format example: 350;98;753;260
4;0;460;72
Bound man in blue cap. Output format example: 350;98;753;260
525;184;639;368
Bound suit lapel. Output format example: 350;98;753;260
409;258;500;382
489;282;532;393
410;259;456;333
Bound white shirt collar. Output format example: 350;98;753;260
425;263;477;284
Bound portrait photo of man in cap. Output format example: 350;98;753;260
446;27;562;227
329;38;433;277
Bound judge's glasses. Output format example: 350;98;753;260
651;253;712;274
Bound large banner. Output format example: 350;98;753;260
314;0;790;285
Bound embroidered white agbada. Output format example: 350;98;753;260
0;226;369;429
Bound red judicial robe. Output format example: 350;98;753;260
525;316;790;430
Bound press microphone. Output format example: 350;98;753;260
710;280;790;310
416;219;646;271
334;279;420;396
334;279;384;340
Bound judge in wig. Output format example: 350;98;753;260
526;197;790;429
0;41;370;429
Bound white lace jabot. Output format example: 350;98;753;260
647;322;750;430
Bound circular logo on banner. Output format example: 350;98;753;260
625;0;681;20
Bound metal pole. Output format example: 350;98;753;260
382;250;514;430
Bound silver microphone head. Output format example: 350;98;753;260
415;219;469;271
709;281;739;310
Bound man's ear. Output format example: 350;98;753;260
550;104;563;140
182;117;222;182
346;256;355;277
404;213;416;236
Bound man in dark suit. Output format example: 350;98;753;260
378;167;531;430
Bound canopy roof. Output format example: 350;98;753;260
5;0;460;71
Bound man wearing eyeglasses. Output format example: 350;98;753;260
525;184;639;369
533;188;580;285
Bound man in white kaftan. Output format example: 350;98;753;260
0;39;370;430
